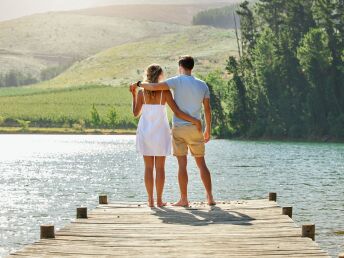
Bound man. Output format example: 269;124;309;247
131;56;215;206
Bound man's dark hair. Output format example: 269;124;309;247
178;56;194;70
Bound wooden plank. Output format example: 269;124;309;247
7;200;330;258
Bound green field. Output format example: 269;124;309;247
0;85;180;130
0;86;135;128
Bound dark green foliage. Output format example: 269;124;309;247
192;5;240;29
0;70;39;87
0;60;75;87
202;72;229;137
107;107;118;129
16;119;31;132
210;0;344;140
40;62;75;81
90;104;101;128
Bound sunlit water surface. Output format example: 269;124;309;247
0;135;343;257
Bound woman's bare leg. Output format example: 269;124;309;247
143;156;155;207
155;156;166;207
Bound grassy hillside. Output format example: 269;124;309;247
32;26;237;89
0;13;184;76
0;2;241;79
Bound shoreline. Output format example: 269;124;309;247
231;135;344;144
0;127;136;135
0;127;343;143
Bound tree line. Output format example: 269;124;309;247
0;61;75;87
207;0;344;140
192;5;240;29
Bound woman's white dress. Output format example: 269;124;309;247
136;91;171;156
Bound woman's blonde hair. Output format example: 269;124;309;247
143;64;163;98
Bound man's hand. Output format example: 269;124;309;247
204;128;211;143
195;120;202;133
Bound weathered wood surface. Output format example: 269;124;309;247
8;200;330;257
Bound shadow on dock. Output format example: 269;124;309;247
151;206;253;226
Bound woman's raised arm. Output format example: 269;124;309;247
131;89;144;117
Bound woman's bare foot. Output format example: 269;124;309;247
148;197;155;207
207;194;216;206
172;199;189;207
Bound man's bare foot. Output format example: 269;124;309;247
172;199;189;207
207;194;216;206
157;201;167;207
148;197;155;207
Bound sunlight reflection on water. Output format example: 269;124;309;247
0;135;343;257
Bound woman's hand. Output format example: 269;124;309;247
130;83;138;93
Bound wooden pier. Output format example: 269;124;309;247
9;194;331;258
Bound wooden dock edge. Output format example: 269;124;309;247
7;192;333;257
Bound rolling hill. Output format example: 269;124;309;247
0;2;241;79
35;26;237;89
0;13;184;77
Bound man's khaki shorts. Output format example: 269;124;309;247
172;125;205;157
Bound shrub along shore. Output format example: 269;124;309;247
0;127;136;135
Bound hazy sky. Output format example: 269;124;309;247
0;0;233;22
0;0;166;21
0;0;111;21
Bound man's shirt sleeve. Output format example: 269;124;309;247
165;76;179;90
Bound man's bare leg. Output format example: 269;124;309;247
173;155;189;207
155;156;167;207
195;156;216;205
143;156;155;207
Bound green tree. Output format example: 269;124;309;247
313;0;344;112
0;115;5;126
203;71;229;137
226;56;249;135
17;119;31;132
107;107;118;129
192;5;239;29
297;28;333;135
237;1;257;53
205;0;344;140
90;104;101;128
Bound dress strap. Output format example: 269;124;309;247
160;91;163;105
142;90;146;104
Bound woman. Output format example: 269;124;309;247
130;64;201;207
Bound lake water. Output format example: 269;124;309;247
0;135;343;257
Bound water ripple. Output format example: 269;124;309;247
0;135;343;257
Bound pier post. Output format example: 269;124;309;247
99;195;108;204
40;225;55;239
282;207;293;218
302;224;315;241
77;207;88;219
269;192;277;201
